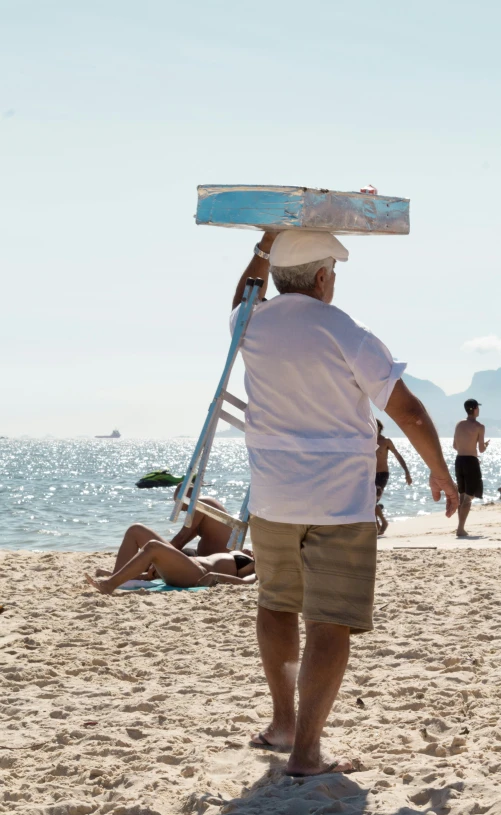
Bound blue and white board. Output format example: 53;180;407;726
196;185;410;235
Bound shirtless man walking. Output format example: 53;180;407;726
375;419;412;535
453;399;489;537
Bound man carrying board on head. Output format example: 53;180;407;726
231;229;458;778
453;399;489;537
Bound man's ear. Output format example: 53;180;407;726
315;266;328;289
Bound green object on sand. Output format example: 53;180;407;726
135;470;185;489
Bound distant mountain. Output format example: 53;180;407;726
216;426;244;438
403;373;447;405
213;368;501;439
456;368;501;407
377;368;501;437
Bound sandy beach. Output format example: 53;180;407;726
2;503;501;815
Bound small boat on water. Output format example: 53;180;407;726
95;429;121;439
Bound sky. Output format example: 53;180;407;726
1;0;501;438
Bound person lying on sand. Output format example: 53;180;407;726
95;486;241;581
168;484;234;556
86;542;256;594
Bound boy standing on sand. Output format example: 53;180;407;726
375;419;413;535
453;399;489;537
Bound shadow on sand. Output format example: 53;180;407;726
197;753;461;815
204;752;369;814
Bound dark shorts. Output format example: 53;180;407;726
234;553;254;571
375;472;390;492
455;456;483;498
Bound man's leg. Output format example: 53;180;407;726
251;607;299;748
375;503;388;536
291;521;376;775
248;517;305;749
286;622;351;775
457;493;472;537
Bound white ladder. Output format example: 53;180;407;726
170;277;263;550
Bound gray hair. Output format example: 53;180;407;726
271;257;333;294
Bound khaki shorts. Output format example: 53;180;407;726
249;516;377;635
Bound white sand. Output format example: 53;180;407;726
379;501;501;550
1;503;501;815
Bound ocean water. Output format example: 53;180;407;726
0;438;500;553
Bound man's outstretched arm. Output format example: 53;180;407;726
232;232;278;310
478;424;490;454
385;379;458;517
388;440;412;485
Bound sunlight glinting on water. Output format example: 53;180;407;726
0;438;499;552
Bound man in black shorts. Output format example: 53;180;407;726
375;419;412;535
453;399;489;537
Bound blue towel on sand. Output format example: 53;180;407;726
119;578;208;592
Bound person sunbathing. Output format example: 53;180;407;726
86;541;256;594
95;486;243;581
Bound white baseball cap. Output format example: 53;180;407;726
269;230;349;267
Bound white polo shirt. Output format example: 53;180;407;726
230;294;406;525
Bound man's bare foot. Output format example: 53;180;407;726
85;573;114;595
285;754;353;777
456;529;468;538
95;568;112;577
250;724;295;751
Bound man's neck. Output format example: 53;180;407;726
466;416;477;423
282;290;324;301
